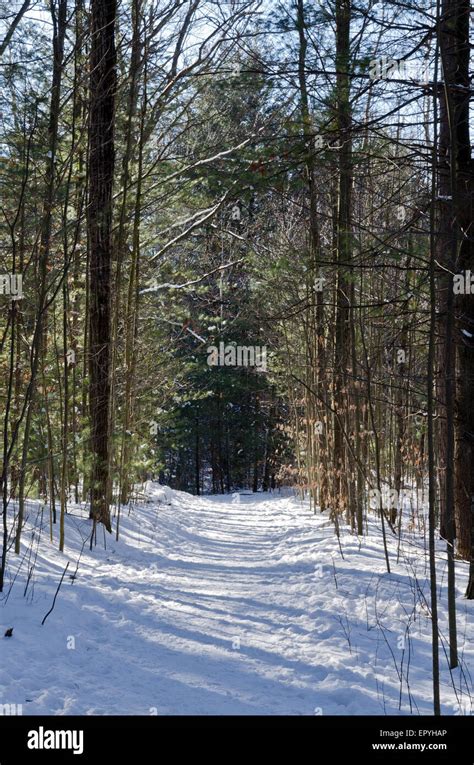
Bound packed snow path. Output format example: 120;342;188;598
2;486;473;715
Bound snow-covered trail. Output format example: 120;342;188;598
1;486;473;715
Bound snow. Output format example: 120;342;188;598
1;485;473;716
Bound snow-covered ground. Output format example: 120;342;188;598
1;485;473;715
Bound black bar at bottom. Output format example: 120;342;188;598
0;715;472;763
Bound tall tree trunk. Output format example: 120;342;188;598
87;0;117;534
333;0;352;517
428;15;441;712
110;0;143;509
438;1;473;604
296;0;328;511
14;0;67;555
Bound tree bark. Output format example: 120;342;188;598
87;0;117;534
14;0;67;555
333;0;352;517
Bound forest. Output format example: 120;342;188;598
0;0;473;724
